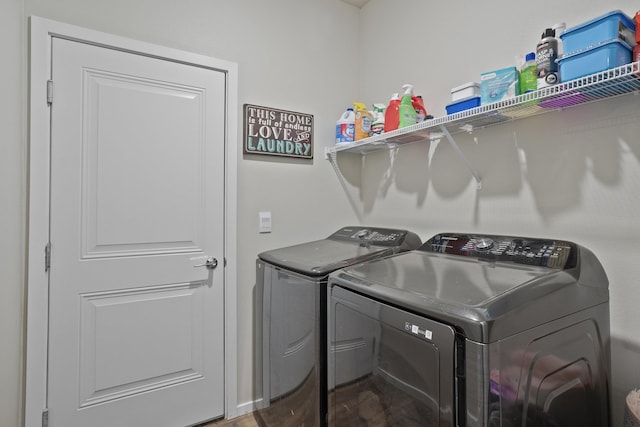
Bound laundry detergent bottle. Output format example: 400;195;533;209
371;103;385;135
520;52;537;93
412;95;428;123
335;107;355;144
383;93;400;132
353;102;373;141
398;84;417;128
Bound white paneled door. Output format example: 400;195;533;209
47;37;225;427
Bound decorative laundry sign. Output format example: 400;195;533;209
243;104;314;159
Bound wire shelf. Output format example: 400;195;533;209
326;61;640;158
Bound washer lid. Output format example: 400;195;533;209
334;250;558;306
259;239;394;277
330;233;609;342
258;226;421;277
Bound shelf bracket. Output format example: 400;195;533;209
439;124;482;190
325;150;363;220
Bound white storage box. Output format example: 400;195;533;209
451;82;480;102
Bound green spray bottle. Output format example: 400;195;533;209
398;84;417;128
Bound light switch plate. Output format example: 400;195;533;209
259;211;272;233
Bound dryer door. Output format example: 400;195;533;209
329;286;458;427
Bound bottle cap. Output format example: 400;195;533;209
525;52;535;61
542;28;555;38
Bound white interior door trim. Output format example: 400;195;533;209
26;16;238;427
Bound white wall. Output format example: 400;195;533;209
352;0;640;424
0;0;25;426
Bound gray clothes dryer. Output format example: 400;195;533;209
328;232;611;427
255;226;421;427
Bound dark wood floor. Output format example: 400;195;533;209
202;371;428;426
203;370;316;427
203;412;260;427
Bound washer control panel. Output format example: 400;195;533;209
329;226;421;248
422;233;577;269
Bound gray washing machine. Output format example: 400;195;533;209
328;232;611;427
255;226;421;427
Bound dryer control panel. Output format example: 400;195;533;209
329;226;421;249
422;233;577;269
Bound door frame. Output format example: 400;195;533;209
25;16;238;427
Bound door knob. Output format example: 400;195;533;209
194;257;218;270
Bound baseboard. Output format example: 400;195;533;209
235;398;263;418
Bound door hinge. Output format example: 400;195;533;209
42;408;49;427
44;242;51;272
46;80;53;105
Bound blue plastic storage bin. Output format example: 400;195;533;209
557;39;632;82
560;10;635;55
446;97;481;115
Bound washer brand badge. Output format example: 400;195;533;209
405;322;433;340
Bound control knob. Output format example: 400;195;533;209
355;229;370;239
474;238;494;251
